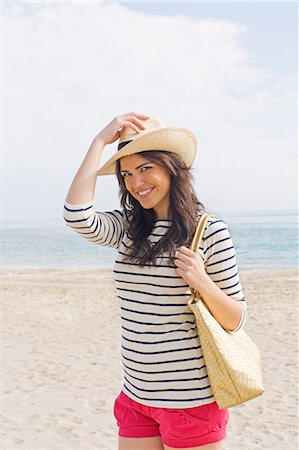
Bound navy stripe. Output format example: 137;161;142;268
108;210;124;229
221;280;241;290
67;217;97;234
204;237;231;253
81;216;97;232
121;317;195;326
115;279;188;289
120;296;188;307
64;204;93;213
65;210;123;247
212;271;239;283
124;370;208;383
123;384;214;402
122;335;199;345
206;263;236;275
123;362;206;375
122;353;203;365
203;226;228;241
122;344;200;355
113;270;181;279
122;325;196;335
117;287;189;297
92;215;116;246
125;377;210;393
207;245;235;258
106;215;116;245
64;216;93;224
226;289;242;296
206;254;235;267
121;306;193;317
206;219;223;228
65;215;96;230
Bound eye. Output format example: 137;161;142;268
141;166;152;172
121;166;152;178
121;171;132;178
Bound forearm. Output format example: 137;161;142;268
65;135;105;205
197;275;243;331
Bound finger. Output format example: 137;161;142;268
175;267;184;277
175;249;191;261
129;115;148;130
121;112;150;123
179;246;197;257
130;112;150;119
174;259;186;270
176;252;190;264
120;116;146;132
121;120;140;133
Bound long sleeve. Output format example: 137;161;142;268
201;217;248;331
63;200;125;251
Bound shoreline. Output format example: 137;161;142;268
2;266;298;273
2;267;298;288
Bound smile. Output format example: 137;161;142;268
137;187;154;198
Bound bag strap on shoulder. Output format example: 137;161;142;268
190;213;211;254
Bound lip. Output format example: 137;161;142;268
137;187;154;199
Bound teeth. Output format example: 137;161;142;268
138;188;153;196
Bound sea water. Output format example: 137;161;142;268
2;211;298;269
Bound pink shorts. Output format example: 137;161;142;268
113;391;229;448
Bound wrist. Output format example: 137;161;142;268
94;133;106;143
196;273;214;295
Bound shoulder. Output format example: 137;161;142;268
206;215;228;230
202;215;231;242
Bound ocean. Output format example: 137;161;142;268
2;211;298;270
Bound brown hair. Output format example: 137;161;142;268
116;150;205;266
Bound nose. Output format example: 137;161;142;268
131;173;146;191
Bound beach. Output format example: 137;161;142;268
2;267;298;450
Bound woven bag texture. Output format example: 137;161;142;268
189;295;264;409
188;213;265;409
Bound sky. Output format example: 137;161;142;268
2;0;298;222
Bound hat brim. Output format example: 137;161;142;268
97;127;197;176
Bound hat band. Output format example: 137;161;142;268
118;140;132;151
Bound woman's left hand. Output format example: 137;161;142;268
174;246;210;291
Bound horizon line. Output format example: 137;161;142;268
2;208;298;224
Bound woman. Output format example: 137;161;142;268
63;112;247;450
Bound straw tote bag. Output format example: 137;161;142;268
187;213;265;409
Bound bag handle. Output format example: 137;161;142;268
188;213;211;305
190;213;211;253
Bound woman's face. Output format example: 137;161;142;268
119;153;171;220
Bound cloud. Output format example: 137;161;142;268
3;2;297;218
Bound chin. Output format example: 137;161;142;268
139;203;155;210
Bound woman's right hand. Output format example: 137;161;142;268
96;112;150;146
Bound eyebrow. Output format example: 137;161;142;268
120;162;152;173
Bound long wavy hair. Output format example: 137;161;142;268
115;150;205;266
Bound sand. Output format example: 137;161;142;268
1;267;298;450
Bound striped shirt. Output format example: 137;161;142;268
63;200;247;408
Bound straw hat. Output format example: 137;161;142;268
97;116;197;176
